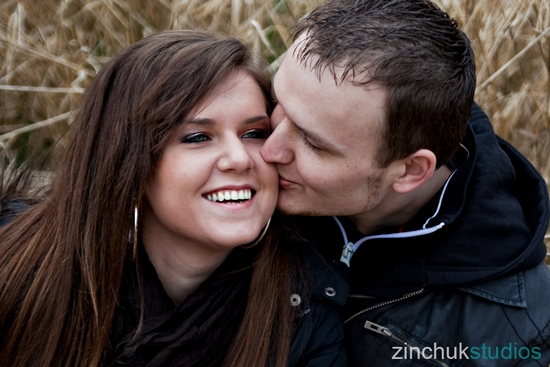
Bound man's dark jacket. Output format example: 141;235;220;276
294;104;550;366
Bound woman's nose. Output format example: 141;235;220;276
217;137;254;172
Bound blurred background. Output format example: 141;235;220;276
0;0;549;250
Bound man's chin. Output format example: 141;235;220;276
276;194;327;216
276;203;326;217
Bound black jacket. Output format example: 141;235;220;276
288;249;349;367
107;244;348;367
294;104;550;366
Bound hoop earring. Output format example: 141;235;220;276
241;217;271;249
133;205;139;260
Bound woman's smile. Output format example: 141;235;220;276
143;70;278;252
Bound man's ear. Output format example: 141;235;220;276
392;149;437;194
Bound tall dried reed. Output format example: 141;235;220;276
0;0;549;247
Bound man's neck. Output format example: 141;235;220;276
350;166;453;235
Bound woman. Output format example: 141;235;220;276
0;30;347;366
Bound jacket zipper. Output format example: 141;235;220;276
364;321;450;367
343;289;450;367
343;288;427;324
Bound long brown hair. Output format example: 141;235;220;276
0;30;294;367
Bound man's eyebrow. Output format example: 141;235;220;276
293;120;340;152
295;123;323;144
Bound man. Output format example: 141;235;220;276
261;0;550;366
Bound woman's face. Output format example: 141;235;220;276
143;70;278;252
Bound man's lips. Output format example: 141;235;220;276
278;176;296;189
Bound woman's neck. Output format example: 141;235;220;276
142;236;232;306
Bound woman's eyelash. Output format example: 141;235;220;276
242;129;269;139
181;133;210;143
180;129;269;143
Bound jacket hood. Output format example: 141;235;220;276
295;104;549;297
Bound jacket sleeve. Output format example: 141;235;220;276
291;301;347;367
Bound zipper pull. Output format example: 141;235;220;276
365;321;450;367
340;242;354;267
364;321;392;337
365;321;410;347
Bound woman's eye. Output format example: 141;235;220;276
242;129;269;139
181;133;210;143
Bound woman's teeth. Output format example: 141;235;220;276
206;189;252;203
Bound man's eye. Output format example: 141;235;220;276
302;135;320;150
181;133;210;143
242;129;269;139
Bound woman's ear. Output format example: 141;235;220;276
392;149;437;193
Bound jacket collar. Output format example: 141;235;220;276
458;270;527;308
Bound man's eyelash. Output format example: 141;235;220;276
301;134;319;150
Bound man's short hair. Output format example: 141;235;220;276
292;0;476;168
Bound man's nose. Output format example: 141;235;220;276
261;118;294;165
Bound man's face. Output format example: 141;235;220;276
261;41;399;223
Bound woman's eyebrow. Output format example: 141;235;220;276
186;115;269;126
185;117;215;126
244;115;270;124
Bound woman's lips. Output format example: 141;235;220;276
204;188;253;203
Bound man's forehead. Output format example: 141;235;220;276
273;44;387;146
274;46;385;109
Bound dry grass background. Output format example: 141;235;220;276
0;0;549;250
